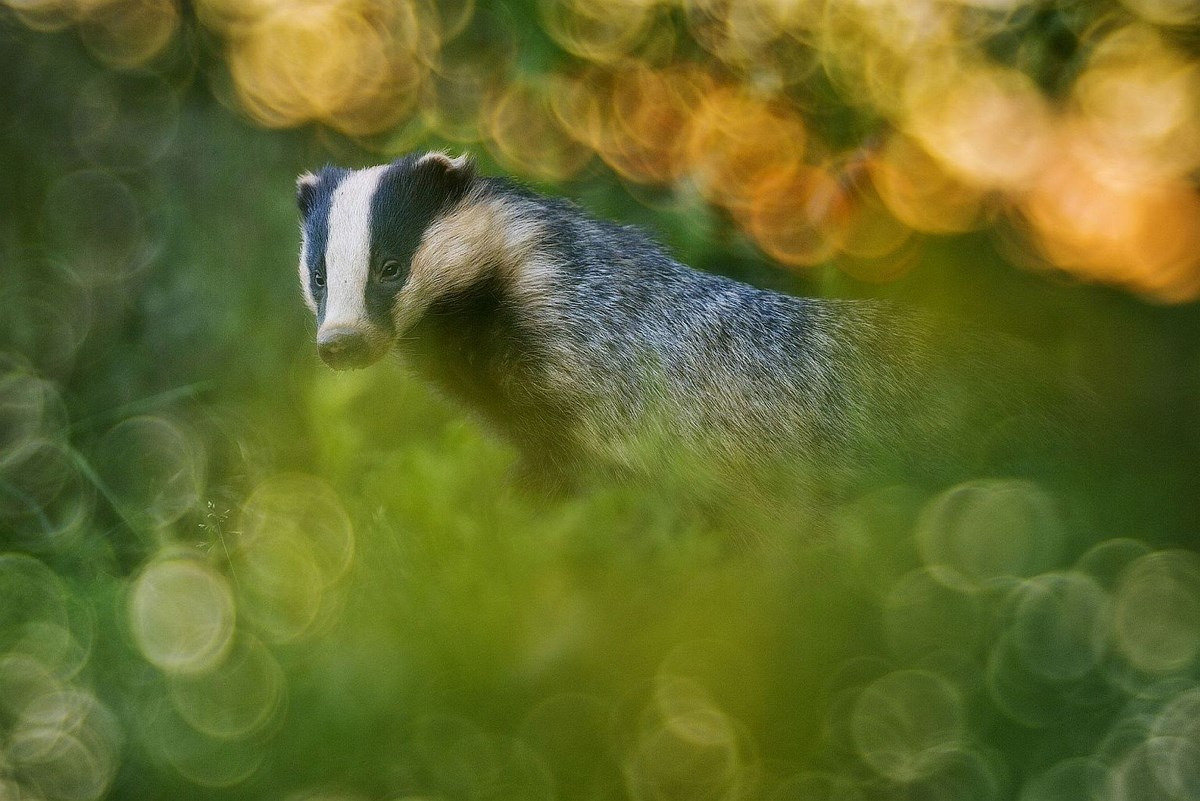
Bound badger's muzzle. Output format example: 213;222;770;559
317;326;375;370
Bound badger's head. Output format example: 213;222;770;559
296;152;477;370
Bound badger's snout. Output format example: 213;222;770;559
317;327;375;370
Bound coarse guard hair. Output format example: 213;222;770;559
296;151;1087;500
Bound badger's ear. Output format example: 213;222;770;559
296;172;319;217
415;151;477;183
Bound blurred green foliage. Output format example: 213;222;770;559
2;3;1200;801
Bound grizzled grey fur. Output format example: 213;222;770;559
297;152;1071;498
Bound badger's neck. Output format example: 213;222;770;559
400;188;576;457
403;185;546;296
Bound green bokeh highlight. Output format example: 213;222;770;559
1;4;1199;801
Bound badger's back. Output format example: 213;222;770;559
403;180;1064;489
297;155;1089;496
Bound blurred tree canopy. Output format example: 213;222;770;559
1;1;1199;800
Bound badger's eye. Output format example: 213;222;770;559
313;268;326;289
379;259;402;281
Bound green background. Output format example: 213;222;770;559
1;2;1199;800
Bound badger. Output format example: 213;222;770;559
296;152;1073;500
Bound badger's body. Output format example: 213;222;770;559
297;152;1064;495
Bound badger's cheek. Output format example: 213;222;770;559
389;281;429;343
315;323;393;370
300;281;318;315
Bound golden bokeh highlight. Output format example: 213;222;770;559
539;0;662;64
1118;0;1200;28
3;0;1200;796
7;0;1200;295
1021;133;1200;303
835;172;916;280
220;0;430;135
869;134;984;235
1073;26;1200;181
485;77;594;182
686;86;807;211
688;0;821;85
606;65;704;183
904;63;1054;193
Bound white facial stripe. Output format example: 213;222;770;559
320;164;389;332
298;234;316;313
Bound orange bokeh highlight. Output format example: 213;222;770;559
686;86;808;214
1071;25;1200;184
600;64;713;184
1022;132;1200;303
743;165;850;268
869;134;984;235
904;63;1053;193
7;0;1199;299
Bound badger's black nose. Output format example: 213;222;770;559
317;327;372;370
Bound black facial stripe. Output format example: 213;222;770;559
364;282;397;336
301;166;349;325
363;156;472;333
